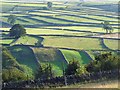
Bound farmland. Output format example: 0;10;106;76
1;0;119;87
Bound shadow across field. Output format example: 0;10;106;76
32;34;120;40
8;45;40;73
85;4;118;13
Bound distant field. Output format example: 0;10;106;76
46;26;118;33
0;39;14;44
42;36;103;50
26;28;91;36
10;35;43;46
1;1;118;33
104;39;119;50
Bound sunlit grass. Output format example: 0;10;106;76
0;39;14;44
104;39;119;50
42;36;103;50
60;49;91;65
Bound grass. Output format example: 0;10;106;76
57;15;101;23
0;39;14;44
32;16;72;24
32;48;68;76
42;36;103;50
2;16;31;25
29;12;59;16
104;39;119;50
10;35;43;46
8;45;39;74
1;1;119;77
26;28;91;36
85;51;95;60
46;26;106;33
19;3;46;7
18;16;45;24
62;79;119;88
46;26;119;33
82;15;118;22
60;49;91;65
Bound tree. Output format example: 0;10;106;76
44;63;53;79
47;2;52;9
9;24;26;38
101;21;113;34
35;65;43;79
36;63;54;79
7;15;17;25
65;60;80;75
2;68;27;82
86;52;119;73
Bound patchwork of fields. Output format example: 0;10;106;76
1;1;119;77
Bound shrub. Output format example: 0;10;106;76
9;24;26;38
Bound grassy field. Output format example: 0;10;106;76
46;26;118;33
8;45;39;76
1;0;119;78
60;49;92;65
104;39;119;50
32;48;68;76
10;35;43;46
0;39;14;44
26;28;91;36
42;36;103;50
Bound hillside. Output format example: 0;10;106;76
1;0;119;88
32;48;67;76
8;45;40;75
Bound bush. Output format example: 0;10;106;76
36;63;54;79
2;68;27;82
86;52;119;73
9;24;26;38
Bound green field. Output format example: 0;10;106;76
10;35;43;46
42;36;103;50
104;39;119;50
0;39;14;44
1;0;119;78
8;45;39;76
60;49;92;65
32;48;67;76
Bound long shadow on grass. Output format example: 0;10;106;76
28;13;118;25
8;45;40;73
44;27;104;34
85;4;118;13
31;34;120;40
17;18;30;23
38;8;118;19
62;13;113;22
29;14;106;25
100;38;114;51
79;50;93;65
1;21;11;28
3;15;29;23
22;16;54;24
